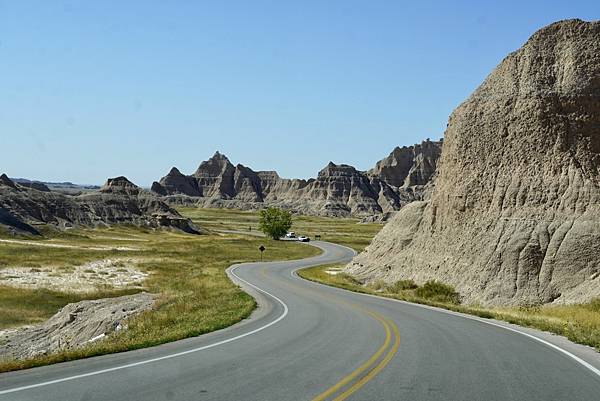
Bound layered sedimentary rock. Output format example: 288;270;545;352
0;175;202;235
369;139;442;187
151;168;201;197
283;162;392;216
346;19;600;305
152;140;442;216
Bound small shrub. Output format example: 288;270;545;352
337;273;361;286
583;298;600;313
415;280;460;304
518;302;542;313
368;279;388;291
389;279;418;292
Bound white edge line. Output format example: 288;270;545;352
0;264;289;396
293;254;600;379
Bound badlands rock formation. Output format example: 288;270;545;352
152;140;442;216
347;19;600;306
0;292;155;360
369;139;441;188
0;175;202;235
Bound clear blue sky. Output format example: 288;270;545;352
1;1;598;186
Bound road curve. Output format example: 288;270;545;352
1;241;600;401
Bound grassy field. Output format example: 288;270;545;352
0;224;320;372
3;206;597;372
178;207;383;252
299;264;600;351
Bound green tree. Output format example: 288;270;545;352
259;207;292;240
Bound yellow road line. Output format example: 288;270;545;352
259;264;401;401
311;312;392;401
332;318;400;401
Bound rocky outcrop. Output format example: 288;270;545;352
0;175;203;235
0;292;155;360
277;162;394;216
369;139;442;187
13;181;51;192
346;19;600;306
11;178;99;195
152;141;442;217
151;167;201;197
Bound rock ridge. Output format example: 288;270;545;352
152;141;442;217
0;175;203;235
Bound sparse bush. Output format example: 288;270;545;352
583;298;600;313
368;279;388;291
415;280;460;304
389;279;418;292
337;273;361;286
518;302;542;313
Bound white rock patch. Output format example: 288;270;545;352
0;259;148;293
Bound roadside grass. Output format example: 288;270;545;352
0;226;320;372
178;207;383;252
299;264;600;351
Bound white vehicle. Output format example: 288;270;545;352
297;236;310;242
285;232;296;238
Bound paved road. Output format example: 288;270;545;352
1;241;600;400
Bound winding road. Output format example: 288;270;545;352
1;241;600;400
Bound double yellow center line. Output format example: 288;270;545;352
259;266;401;401
312;311;400;401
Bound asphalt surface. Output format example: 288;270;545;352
1;241;600;401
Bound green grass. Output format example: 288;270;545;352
178;207;383;252
0;225;320;372
299;264;600;351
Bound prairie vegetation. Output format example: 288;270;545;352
0;223;319;372
178;207;383;252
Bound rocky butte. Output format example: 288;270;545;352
152;140;443;217
346;19;600;306
0;175;202;235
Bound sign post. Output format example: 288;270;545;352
259;245;265;261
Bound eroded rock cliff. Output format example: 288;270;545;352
152;140;442;217
346;19;600;305
0;175;202;235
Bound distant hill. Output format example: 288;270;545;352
0;175;202;235
151;140;443;217
11;178;100;194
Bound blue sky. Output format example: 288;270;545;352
1;1;598;185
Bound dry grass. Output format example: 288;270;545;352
299;264;600;351
178;207;383;252
0;225;320;372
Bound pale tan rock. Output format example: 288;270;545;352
346;19;600;305
0;293;155;360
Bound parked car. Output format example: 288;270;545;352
285;232;296;238
297;236;310;242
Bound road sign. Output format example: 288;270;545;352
259;245;265;261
